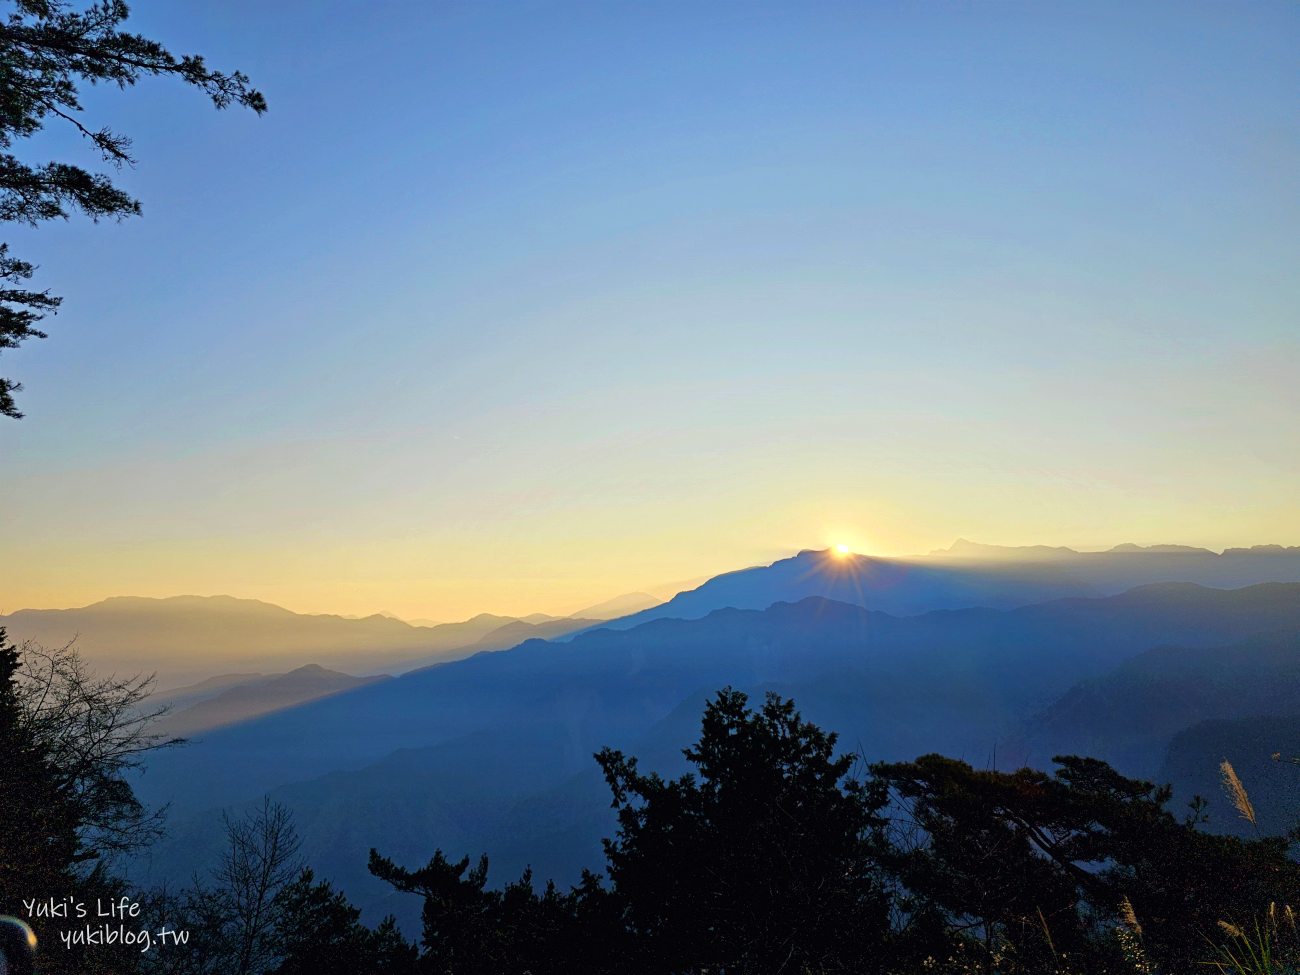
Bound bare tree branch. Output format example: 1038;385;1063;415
12;636;182;862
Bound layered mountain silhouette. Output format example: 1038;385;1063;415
595;544;1300;631
569;591;662;619
1016;627;1300;779
0;595;599;685
144;671;267;711
131;579;1300;928
150;664;390;739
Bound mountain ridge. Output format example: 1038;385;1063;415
592;545;1300;633
0;597;596;686
152;664;391;739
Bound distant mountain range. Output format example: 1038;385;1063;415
131;578;1300;929
929;539;1286;559
11;543;1295;686
0;595;604;685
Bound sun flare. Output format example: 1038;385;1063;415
834;543;851;556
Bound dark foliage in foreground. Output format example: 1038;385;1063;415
593;689;892;973
6;645;1299;972
354;690;1299;974
359;689;891;974
876;753;1300;971
0;628;168;975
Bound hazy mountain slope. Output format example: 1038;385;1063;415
1017;630;1300;778
1161;714;1300;838
571;592;662;620
461;618;602;655
0;596;588;685
595;549;1086;630
147;672;267;711
598;545;1300;632
152;665;391;739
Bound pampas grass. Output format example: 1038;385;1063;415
1220;760;1258;828
1205;768;1300;974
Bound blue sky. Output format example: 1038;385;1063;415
2;1;1296;618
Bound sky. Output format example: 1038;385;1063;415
1;1;1296;620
